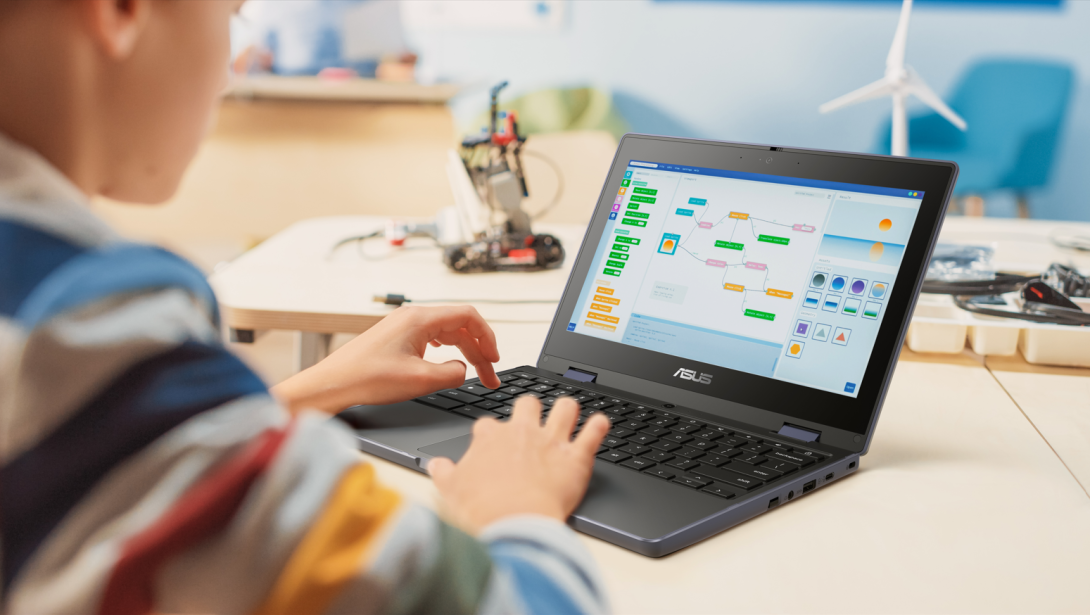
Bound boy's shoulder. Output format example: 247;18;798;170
1;218;215;329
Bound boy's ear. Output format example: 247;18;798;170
80;0;151;59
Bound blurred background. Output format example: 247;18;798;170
86;0;1086;383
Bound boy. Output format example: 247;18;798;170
0;1;611;613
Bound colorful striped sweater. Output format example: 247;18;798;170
0;133;609;615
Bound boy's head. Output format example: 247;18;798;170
0;0;244;204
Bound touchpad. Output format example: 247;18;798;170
419;434;473;462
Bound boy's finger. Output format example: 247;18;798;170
545;397;579;439
427;457;455;486
435;329;501;389
511;395;542;427
572;414;611;459
420;306;500;363
414;359;467;393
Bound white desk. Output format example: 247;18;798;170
212;215;1090;612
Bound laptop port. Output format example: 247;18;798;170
767;497;780;509
787;490;794;500
825;472;834;481
849;461;857;469
803;480;816;494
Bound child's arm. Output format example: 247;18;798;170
271;305;504;414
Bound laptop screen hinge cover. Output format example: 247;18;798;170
564;367;598;383
778;423;821;443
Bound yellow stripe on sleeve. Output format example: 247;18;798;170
251;462;402;615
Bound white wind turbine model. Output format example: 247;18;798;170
819;0;966;157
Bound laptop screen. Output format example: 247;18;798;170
565;159;925;398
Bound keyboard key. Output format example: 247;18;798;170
663;433;693;445
627;434;658;446
690;465;763;490
640;426;672;437
763;460;798;474
721;436;748;448
627;404;657;414
643;467;676;481
693;430;723;441
553;384;582;394
627;411;655;422
768;450;815;467
740;442;772;455
602;436;626;448
648;417;677;428
621;457;656;471
716;448;743;459
534;378;559;386
498;373;521;383
499;386;526;396
700;453;731;467
485;392;513;402
702;483;739;499
765;441;793;451
571;394;595;404
541;397;559;407
452;406;500;420
597;450;631;464
517;391;543;399
675;447;705;460
620;420;648;431
459;383;495;396
731;463;783;481
688;439;718;451
618;443;652;456
512;372;537;380
673;474;711;489
416;395;464;410
609;427;636;439
672;424;701;435
474;400;504;410
492;406;513;417
653;410;678;419
439;389;484;404
676;418;704;427
610;405;634;416
529;383;554;393
795;449;828;460
666;458;700;471
604;397;627;406
587;400;614;410
511;378;536;388
642;451;674;463
735;453;768;465
649;440;682;452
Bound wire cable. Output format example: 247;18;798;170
372;294;556;307
522;150;565;220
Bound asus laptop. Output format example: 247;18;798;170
337;135;957;557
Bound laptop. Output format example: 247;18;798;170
337;134;957;557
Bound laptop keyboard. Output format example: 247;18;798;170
415;369;831;501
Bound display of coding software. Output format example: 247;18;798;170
568;160;925;398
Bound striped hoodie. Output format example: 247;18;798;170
0;133;609;615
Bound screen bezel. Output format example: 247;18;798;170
539;134;956;439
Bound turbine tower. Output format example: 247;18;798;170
819;0;967;157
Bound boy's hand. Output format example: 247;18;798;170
428;397;611;534
272;305;501;413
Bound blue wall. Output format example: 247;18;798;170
405;0;1089;221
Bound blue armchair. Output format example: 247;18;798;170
877;59;1074;216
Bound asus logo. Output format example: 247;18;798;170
673;368;712;385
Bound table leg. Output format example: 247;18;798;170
294;332;333;372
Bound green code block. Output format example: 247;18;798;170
632;181;648;187
612;243;629;252
758;234;790;246
604;268;621;276
615;236;641;245
621;179;631;187
621;218;647;227
632;187;658;195
608;251;630;260
627;203;640;210
625;211;650;219
606;260;626;269
744;309;775;321
715;240;744;250
630;195;657;204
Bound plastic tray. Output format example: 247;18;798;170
907;294;1090;367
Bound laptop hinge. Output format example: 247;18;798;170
563;367;598;383
778;423;821;443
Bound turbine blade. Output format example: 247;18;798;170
905;67;967;130
819;77;895;114
886;0;913;72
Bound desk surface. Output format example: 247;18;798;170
379;329;1090;614
214;214;1090;611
